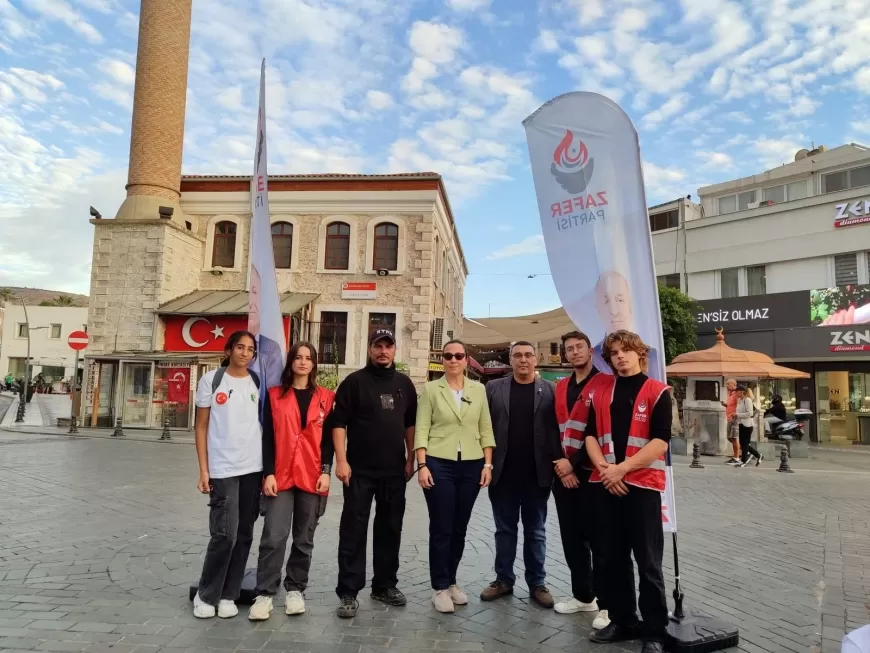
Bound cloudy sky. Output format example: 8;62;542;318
2;0;870;317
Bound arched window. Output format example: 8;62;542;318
271;222;293;269
212;221;237;268
373;222;399;270
325;221;350;270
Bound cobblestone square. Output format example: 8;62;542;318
0;425;868;653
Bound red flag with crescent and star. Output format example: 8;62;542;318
166;368;190;404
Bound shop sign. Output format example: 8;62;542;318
164;315;290;352
341;282;377;300
695;291;810;334
829;330;870;352
428;362;444;372
833;199;870;228
157;360;193;368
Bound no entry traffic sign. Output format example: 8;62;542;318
68;330;89;351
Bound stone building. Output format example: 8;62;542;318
81;0;467;430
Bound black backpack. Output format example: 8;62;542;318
211;367;261;394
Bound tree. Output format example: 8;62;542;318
0;288;15;307
657;285;699;364
40;295;76;307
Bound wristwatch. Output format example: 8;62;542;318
321;464;332;475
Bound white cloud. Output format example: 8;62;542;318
0;68;64;104
91;82;132;108
754;137;804;169
696;151;735;169
536;29;559;53
642;93;689;129
408;21;464;64
495;224;514;233
788;96;819;117
486;235;544;260
28;0;103;43
447;0;490;10
98;59;135;85
366;90;394;110
215;86;244;111
856;68;870;94
643;162;689;202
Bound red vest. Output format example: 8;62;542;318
588;375;668;492
268;385;335;496
557;372;607;459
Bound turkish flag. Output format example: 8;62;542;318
167;368;190;404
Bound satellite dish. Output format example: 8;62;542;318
794;149;809;161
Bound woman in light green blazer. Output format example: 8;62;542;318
414;339;495;614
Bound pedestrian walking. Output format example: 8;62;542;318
584;330;671;653
415;339;495;613
192;331;263;620
552;330;610;630
736;385;763;467
332;328;418;618
721;379;741;465
248;342;335;621
481;341;562;608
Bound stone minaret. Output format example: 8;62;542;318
115;0;192;223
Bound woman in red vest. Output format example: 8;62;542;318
584;330;671;653
248;342;335;622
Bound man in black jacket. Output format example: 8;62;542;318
481;341;562;608
331;328;417;618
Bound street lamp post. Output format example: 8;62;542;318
18;297;48;408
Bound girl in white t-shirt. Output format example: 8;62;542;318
192;331;263;619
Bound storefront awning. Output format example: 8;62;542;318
84;351;223;363
158;290;319;315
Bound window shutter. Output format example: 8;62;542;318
431;318;444;350
835;254;858;286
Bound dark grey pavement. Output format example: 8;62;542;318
0;431;868;653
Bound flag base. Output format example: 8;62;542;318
666;608;739;653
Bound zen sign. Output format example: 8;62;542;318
829;329;870;352
834;198;870;228
695;290;810;334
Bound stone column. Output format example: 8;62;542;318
116;0;192;224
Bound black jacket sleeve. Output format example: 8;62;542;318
650;390;672;443
320;410;336;468
262;392;276;477
403;377;418;429
548;386;563;462
331;375;354;430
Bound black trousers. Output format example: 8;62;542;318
197;472;262;605
336;473;406;597
552;473;604;606
739;425;761;463
594;483;668;641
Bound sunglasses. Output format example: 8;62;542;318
442;353;466;361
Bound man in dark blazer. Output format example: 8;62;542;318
481;341;562;608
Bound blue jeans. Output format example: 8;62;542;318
422;455;484;590
489;481;549;588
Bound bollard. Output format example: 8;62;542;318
112;417;125;437
68;414;78;435
690;442;705;469
14;399;25;423
776;445;793;473
160;417;172;441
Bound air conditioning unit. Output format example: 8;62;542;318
747;201;761;209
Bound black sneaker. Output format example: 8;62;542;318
725;457;740;465
641;640;665;653
371;587;406;606
589;622;642;643
756;454;764;467
337;595;358;618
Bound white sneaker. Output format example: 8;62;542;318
432;590;455;613
554;597;599;614
592;609;611;630
248;595;273;621
447;584;468;605
285;591;306;615
217;599;238;618
192;592;216;619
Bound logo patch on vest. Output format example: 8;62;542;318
638;400;647;413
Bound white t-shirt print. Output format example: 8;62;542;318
195;369;263;480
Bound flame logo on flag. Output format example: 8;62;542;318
551;129;595;194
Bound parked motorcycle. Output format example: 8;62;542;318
764;408;813;441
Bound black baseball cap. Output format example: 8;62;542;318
369;328;396;345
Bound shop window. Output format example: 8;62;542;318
720;268;739;298
694;380;720;401
747;265;766;296
212;221;237;268
271;222;293;269
372;222;399;270
368;312;396;334
41;366;65;382
657;274;681;289
824;166;870;194
7;358;26;378
325;222;350;270
649;209;679;232
49;324;61;339
319;312;348;364
835;253;858;286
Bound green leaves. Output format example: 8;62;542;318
657;285;700;365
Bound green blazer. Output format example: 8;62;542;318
414;377;496;461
